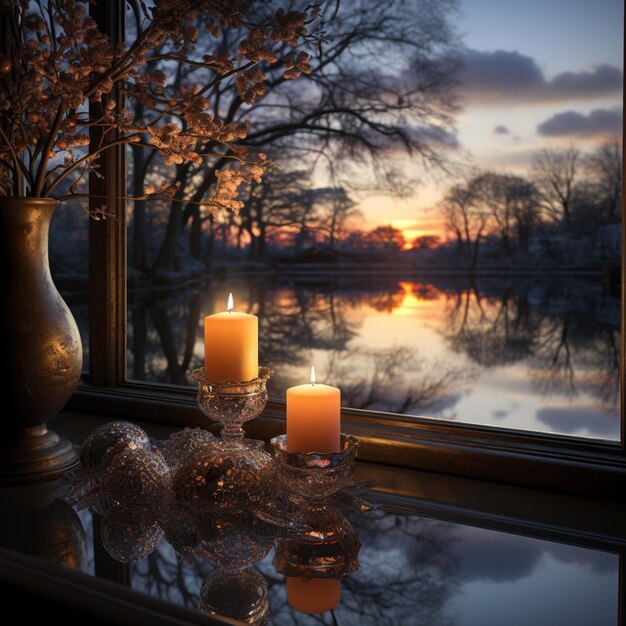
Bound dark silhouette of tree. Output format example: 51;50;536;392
440;176;489;269
585;138;622;224
472;172;540;259
129;0;462;274
314;187;360;250
236;168;312;259
413;234;441;250
531;146;580;225
362;225;406;254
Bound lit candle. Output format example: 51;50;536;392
287;577;341;614
204;292;258;382
286;366;341;453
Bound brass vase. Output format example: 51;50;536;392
0;197;81;482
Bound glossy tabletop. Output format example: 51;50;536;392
0;413;624;626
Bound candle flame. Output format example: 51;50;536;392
310;365;316;385
227;292;234;313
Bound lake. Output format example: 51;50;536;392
124;272;620;441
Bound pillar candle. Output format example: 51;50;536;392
204;293;258;382
286;577;341;614
286;367;340;453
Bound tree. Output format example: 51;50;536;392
531;146;580;225
313;187;360;250
440;177;489;269
236;168;312;258
472;172;540;259
363;225;406;254
413;234;441;250
130;0;462;274
585;138;622;224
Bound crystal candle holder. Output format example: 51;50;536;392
192;367;272;445
174;367;275;513
269;434;359;500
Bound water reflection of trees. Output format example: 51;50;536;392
326;346;475;417
258;285;361;366
443;282;540;367
529;315;619;409
129;511;460;626
131;544;207;609
128;277;476;417
128;276;619;420
441;278;620;412
129;291;204;385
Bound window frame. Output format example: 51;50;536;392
71;1;626;501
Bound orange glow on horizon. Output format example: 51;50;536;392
385;219;445;249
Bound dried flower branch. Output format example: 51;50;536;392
0;0;317;214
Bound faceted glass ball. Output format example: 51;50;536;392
196;516;274;568
101;503;164;563
199;568;269;625
172;441;276;513
105;447;172;504
80;421;151;470
159;427;215;474
160;504;203;559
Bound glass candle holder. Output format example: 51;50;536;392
269;434;359;501
192;367;272;445
174;367;275;513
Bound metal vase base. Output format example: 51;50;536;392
0;425;78;484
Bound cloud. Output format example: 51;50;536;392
413;125;460;150
537;108;623;137
363;124;459;155
536;406;618;437
480;148;540;170
494;125;510;135
459;49;623;105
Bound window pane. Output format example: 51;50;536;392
126;1;622;441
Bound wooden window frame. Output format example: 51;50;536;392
70;1;626;501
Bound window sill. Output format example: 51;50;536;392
68;383;626;502
53;409;626;547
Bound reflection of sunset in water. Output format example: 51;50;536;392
390;282;442;317
127;275;620;441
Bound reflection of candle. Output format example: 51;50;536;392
286;366;341;453
204;292;258;382
286;577;341;614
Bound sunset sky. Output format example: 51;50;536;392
359;0;624;241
